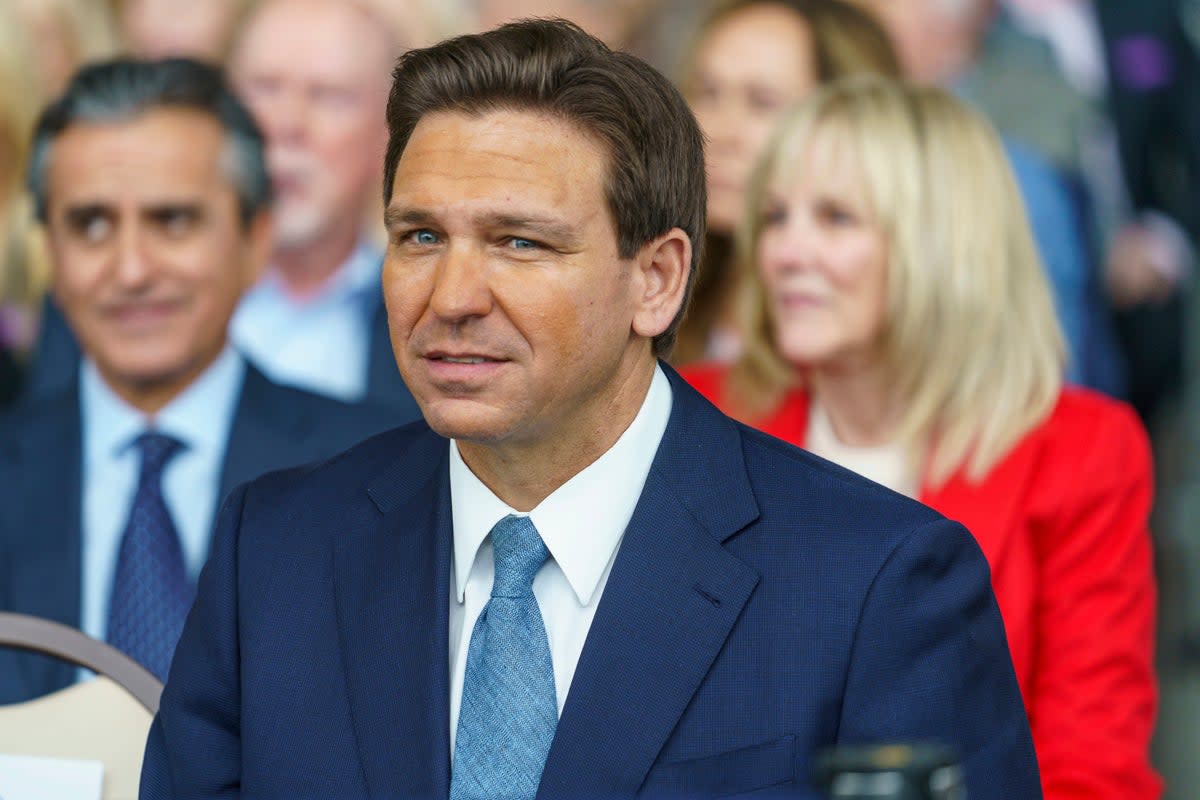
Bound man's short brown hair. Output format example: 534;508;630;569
383;18;706;357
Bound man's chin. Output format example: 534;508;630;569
418;401;514;445
273;211;328;252
92;350;217;406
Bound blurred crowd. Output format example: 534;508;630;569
3;0;1198;423
1;0;1198;796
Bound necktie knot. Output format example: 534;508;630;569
490;515;549;598
135;431;184;481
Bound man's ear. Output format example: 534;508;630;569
631;227;691;340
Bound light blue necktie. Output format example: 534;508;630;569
451;515;557;800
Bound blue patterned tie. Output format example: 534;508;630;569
451;515;557;800
106;432;193;681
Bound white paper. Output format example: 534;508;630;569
0;752;103;800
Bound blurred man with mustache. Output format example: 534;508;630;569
0;58;395;702
23;0;422;420
226;0;420;414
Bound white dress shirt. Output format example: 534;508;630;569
447;365;672;752
231;241;381;402
80;346;244;644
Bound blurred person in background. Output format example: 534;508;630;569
12;0;129;403
673;0;1099;392
861;0;1200;424
12;0;120;99
0;3;51;405
473;0;660;48
113;0;259;63
683;78;1160;799
674;0;896;363
0;58;396;702
223;0;419;415
1003;0;1200;433
25;0;424;418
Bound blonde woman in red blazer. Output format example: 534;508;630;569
682;78;1159;799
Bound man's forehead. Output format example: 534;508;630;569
388;108;609;215
47;114;236;206
393;109;609;195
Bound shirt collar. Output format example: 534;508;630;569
82;345;246;464
450;364;673;605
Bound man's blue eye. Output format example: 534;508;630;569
510;237;536;249
413;230;438;245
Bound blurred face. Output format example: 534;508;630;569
476;0;635;46
857;0;985;84
231;0;391;251
13;0;78;97
757;134;888;370
121;0;242;61
44;109;268;411
383;110;655;452
688;4;817;233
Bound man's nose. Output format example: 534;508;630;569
112;224;156;290
258;86;308;145
428;244;493;322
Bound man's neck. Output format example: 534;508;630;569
98;343;229;418
456;356;658;512
273;223;363;300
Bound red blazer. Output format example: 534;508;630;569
682;365;1161;799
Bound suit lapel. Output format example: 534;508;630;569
537;367;761;797
7;387;84;694
335;427;453;797
219;366;313;502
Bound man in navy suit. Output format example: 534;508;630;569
0;58;396;703
143;20;1041;799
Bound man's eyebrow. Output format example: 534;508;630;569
477;213;579;245
142;200;204;214
384;207;581;245
61;202;112;221
383;206;437;230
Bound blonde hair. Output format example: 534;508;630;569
109;0;262;62
732;77;1064;486
15;0;119;97
0;3;50;324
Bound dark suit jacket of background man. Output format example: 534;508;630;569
1097;0;1200;423
141;366;1042;800
22;291;421;420
0;364;398;704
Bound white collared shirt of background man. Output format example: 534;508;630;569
231;241;381;402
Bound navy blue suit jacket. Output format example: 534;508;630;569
0;365;399;704
141;367;1041;799
25;292;421;419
